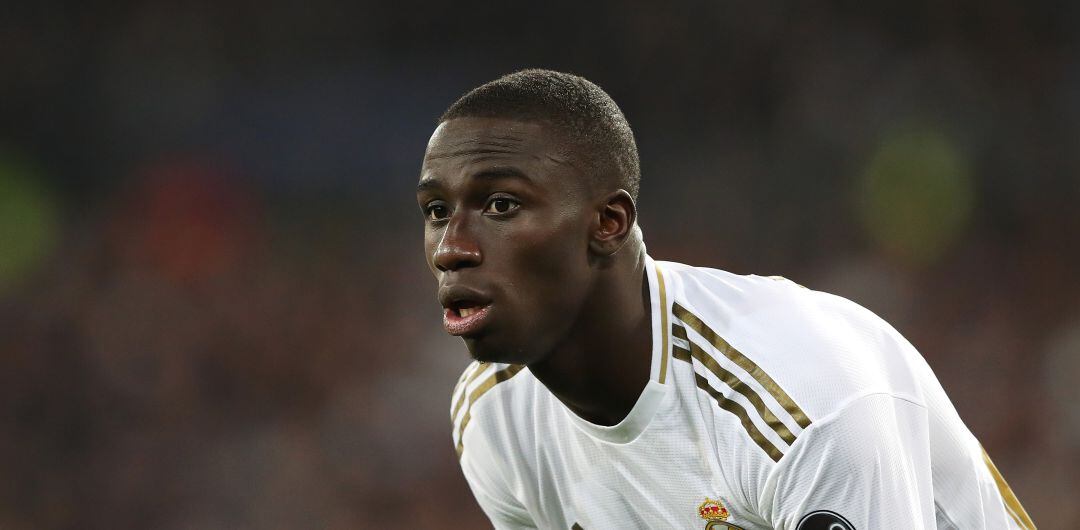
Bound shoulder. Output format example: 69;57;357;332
449;361;533;459
659;260;929;425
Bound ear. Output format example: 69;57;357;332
589;190;637;257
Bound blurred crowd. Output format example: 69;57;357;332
1;1;1078;528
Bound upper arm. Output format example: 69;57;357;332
451;362;535;528
460;446;536;529
759;393;935;529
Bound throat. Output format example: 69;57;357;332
527;265;654;427
554;365;647;426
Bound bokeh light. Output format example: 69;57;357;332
856;125;975;267
0;152;59;294
109;158;260;283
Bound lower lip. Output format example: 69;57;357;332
443;305;493;336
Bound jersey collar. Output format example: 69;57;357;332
560;253;672;444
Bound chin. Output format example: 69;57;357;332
464;336;536;365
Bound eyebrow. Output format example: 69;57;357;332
416;167;535;193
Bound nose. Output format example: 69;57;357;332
433;215;482;272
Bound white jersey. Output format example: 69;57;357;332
450;255;1035;530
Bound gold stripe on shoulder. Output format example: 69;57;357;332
452;361;484;401
672;344;692;363
693;372;784;461
673;303;812;429
451;362;488;424
656;264;670;384
672;322;688;342
982;446;1036;529
677;333;797;445
455;364;525;458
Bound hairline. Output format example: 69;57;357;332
436;69;640;200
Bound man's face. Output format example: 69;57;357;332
417;117;595;364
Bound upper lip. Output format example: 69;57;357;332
438;285;493;311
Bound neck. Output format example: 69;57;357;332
527;247;653;426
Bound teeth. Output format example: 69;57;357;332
460;307;475;317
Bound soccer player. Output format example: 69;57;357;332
417;69;1035;529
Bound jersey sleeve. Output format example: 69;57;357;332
459;440;537;529
758;393;936;529
451;362;536;529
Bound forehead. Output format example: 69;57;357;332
419;117;577;185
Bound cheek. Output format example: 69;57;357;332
506;214;590;300
423;231;439;276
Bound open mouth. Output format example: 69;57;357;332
443;300;493;336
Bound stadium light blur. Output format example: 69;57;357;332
0;152;59;294
856;125;974;267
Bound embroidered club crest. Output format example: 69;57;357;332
699;498;729;521
698;497;745;530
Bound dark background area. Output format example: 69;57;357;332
1;1;1078;528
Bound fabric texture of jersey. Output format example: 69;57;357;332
449;254;1035;529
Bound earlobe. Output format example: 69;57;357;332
588;190;637;257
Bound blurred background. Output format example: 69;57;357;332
1;1;1078;528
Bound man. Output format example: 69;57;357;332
417;69;1035;529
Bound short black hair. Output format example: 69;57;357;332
440;69;641;200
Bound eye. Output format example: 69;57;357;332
483;196;521;216
424;202;450;222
